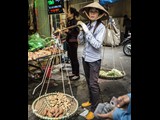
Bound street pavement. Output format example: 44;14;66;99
28;45;131;120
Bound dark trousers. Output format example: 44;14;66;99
124;27;131;38
67;42;79;76
82;57;101;112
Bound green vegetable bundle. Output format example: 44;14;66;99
28;33;55;52
99;68;124;78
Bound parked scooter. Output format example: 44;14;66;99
121;33;131;56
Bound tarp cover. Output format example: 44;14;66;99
99;0;121;5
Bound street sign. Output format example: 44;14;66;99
47;0;64;14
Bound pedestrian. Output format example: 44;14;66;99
64;7;80;81
77;2;109;120
123;14;131;38
96;93;131;120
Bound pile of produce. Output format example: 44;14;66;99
28;46;63;61
99;68;125;79
32;92;78;120
28;33;55;52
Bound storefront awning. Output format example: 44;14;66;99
99;0;122;5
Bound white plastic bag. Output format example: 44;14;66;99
103;21;120;46
104;27;114;46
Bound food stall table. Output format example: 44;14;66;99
28;47;63;95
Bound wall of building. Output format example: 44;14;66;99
36;0;50;37
68;0;131;32
108;0;131;32
28;0;131;36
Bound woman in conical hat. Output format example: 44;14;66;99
77;2;109;120
79;1;109;21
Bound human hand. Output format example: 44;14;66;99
77;26;83;31
54;28;62;34
63;29;69;33
57;28;62;33
97;110;114;120
117;94;130;108
77;21;89;33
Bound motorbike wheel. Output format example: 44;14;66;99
123;42;131;56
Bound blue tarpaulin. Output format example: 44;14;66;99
99;0;121;5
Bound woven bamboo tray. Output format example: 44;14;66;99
32;92;79;120
99;69;126;80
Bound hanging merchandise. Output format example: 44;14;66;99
100;38;125;80
99;55;126;80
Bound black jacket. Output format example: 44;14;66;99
66;18;79;42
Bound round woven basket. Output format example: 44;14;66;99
32;92;79;120
99;69;126;80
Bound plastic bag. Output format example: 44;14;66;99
103;25;120;46
94;96;118;119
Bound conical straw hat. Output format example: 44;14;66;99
79;2;109;20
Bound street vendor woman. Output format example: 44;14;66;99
77;1;109;120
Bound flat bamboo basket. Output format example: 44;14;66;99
99;69;126;80
32;92;79;120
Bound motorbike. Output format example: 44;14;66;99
121;33;131;56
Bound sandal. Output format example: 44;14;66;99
86;111;94;120
81;101;91;108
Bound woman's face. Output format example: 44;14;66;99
88;8;99;21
